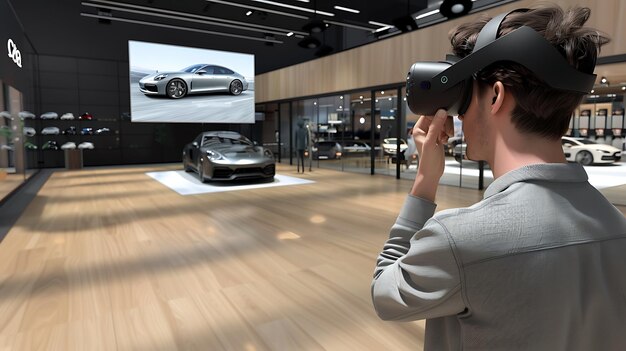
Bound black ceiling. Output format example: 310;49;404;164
10;0;503;74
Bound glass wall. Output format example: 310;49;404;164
257;83;541;191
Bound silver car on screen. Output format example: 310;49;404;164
139;64;249;99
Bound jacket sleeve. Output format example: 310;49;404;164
371;195;465;321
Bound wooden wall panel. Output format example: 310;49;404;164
255;0;626;103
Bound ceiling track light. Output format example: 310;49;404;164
323;20;375;32
439;0;472;19
204;0;309;20
83;1;307;36
333;5;360;14
251;0;335;17
80;13;283;43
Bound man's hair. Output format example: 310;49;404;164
449;5;609;139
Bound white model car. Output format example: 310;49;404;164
41;126;60;135
19;111;35;119
23;127;36;136
78;142;94;149
40;112;58;119
1;111;12;120
382;138;408;155
561;136;622;165
60;113;75;120
61;142;77;150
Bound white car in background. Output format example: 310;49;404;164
61;142;76;150
382;138;408;155
40;112;58;119
78;142;94;149
561;136;622;165
60;113;75;120
19;111;35;119
41;126;60;135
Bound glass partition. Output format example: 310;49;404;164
346;91;372;174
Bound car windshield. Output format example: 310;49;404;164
203;135;252;147
181;64;206;73
576;139;597;145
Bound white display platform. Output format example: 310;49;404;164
146;170;314;195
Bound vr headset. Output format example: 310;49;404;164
406;9;597;116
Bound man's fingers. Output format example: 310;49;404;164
424;110;447;146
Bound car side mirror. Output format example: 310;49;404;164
196;70;206;75
192;141;199;147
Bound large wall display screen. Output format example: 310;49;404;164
129;41;254;123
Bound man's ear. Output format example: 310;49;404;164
491;81;506;114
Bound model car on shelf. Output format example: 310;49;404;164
60;113;75;120
0;144;13;151
19;111;35;119
95;127;110;135
78;142;94;149
312;141;342;160
63;126;77;135
24;142;37;150
41;127;60;135
42;141;59;150
382;138;408;155
40;112;58;119
561;136;622;165
61;142;76;150
1;111;11;120
23;127;36;136
79;112;93;120
139;64;249;99
182;131;275;182
81;127;94;135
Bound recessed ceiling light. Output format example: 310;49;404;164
415;9;440;20
287;32;293;36
359;95;363;99
388;97;392;101
252;0;335;16
314;101;317;105
340;96;343;99
334;5;360;14
246;10;253;16
368;20;392;27
622;86;626;91
381;91;385;94
590;89;595;93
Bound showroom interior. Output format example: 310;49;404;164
0;0;625;349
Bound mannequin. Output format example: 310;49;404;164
295;119;309;173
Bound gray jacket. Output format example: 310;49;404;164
372;163;626;350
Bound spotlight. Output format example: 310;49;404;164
298;36;321;49
286;32;294;37
392;15;418;33
600;76;608;84
303;19;326;34
246;10;253;16
622;86;626;91
439;0;472;19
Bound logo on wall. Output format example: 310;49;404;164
7;39;22;68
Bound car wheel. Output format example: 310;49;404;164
198;161;206;182
454;155;462;163
167;79;187;99
229;80;243;96
575;150;593;166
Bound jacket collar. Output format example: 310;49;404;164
484;163;588;199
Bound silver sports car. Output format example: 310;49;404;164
182;131;275;182
139;64;249;99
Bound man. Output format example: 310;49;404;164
371;5;626;350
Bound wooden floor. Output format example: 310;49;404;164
0;163;622;350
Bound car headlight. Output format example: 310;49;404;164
154;74;168;81
206;150;224;160
263;149;273;158
311;147;318;152
596;149;611;154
